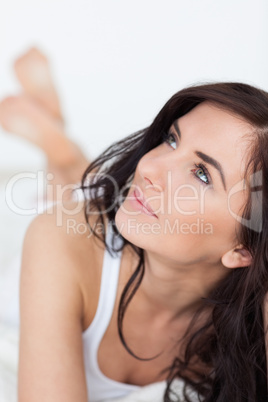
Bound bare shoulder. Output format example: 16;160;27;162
20;200;90;324
23;198;105;269
22;199;106;323
24;199;97;247
19;200;105;401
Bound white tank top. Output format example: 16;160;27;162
81;224;200;402
82;226;141;402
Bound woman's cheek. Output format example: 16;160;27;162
168;183;211;218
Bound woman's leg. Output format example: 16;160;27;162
0;49;89;202
14;47;63;123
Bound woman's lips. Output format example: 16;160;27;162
132;189;158;218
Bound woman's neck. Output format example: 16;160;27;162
135;250;229;323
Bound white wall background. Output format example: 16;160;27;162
0;0;267;364
0;0;267;170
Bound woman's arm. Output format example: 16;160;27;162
18;212;88;402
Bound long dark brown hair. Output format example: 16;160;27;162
80;82;268;401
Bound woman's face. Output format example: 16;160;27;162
115;102;253;267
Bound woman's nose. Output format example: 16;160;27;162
136;151;168;193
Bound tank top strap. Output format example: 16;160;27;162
85;224;122;340
82;223;140;401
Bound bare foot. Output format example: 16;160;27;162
0;95;84;167
14;47;63;122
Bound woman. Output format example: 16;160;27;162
7;51;268;401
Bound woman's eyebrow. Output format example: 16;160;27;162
173;120;181;139
172;121;227;191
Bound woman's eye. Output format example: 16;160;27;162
162;132;211;186
164;132;177;150
191;164;210;185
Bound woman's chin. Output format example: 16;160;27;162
115;207;140;245
114;208;129;239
